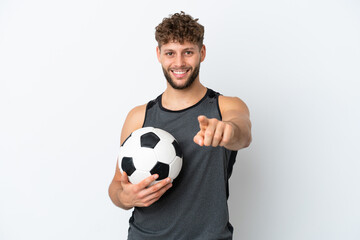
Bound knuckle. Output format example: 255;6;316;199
205;131;214;137
213;134;222;141
137;192;144;199
226;123;234;132
222;137;230;144
152;185;160;192
132;186;139;193
146;178;153;185
209;118;217;123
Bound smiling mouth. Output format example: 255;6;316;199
171;69;190;78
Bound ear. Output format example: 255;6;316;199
200;45;206;62
156;46;161;62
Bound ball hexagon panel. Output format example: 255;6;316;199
153;140;176;165
132;147;158;172
153;128;175;143
169;156;182;180
121;133;141;153
129;170;151;185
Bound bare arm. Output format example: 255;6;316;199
108;104;172;210
193;96;252;151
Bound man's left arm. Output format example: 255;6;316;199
193;96;252;151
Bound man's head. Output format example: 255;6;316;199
155;11;204;50
155;12;206;90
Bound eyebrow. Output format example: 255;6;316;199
162;47;196;52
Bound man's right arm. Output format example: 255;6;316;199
108;104;173;210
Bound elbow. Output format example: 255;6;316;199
244;135;252;148
243;123;252;148
240;133;252;149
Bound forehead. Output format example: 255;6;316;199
160;41;199;52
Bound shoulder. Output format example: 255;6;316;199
218;95;250;116
127;104;147;120
120;104;147;144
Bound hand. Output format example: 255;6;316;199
193;115;235;147
118;172;173;208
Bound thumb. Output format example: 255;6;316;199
120;171;130;185
193;133;204;146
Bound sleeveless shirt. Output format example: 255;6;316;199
127;88;237;240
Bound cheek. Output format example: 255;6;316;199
159;59;169;68
189;58;200;66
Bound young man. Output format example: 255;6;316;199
109;12;252;240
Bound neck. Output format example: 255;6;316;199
162;80;207;111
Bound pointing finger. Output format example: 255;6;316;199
198;115;209;130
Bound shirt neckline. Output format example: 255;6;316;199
158;88;210;113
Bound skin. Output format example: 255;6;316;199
108;41;252;210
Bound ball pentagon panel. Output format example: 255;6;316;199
150;162;170;180
140;132;160;149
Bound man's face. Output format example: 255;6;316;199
156;41;206;90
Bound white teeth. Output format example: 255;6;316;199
173;71;186;74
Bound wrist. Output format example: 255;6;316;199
223;121;241;150
117;190;133;210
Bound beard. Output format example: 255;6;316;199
162;63;200;90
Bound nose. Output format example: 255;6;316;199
174;54;185;68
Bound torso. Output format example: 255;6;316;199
127;88;237;240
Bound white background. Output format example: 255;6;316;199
1;0;359;239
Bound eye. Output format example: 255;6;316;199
185;51;193;55
165;52;173;56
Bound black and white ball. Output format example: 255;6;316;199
119;127;183;185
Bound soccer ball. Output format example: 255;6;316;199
118;127;183;185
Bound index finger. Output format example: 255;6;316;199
198;115;209;130
137;174;159;189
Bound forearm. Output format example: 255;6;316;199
224;116;252;151
108;181;132;210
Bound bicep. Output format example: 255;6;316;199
115;104;146;180
219;96;250;122
120;104;147;144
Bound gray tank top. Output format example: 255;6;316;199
127;88;237;240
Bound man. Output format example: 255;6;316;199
109;11;252;240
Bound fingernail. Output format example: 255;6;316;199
154;174;159;180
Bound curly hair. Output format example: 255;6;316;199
155;11;204;49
